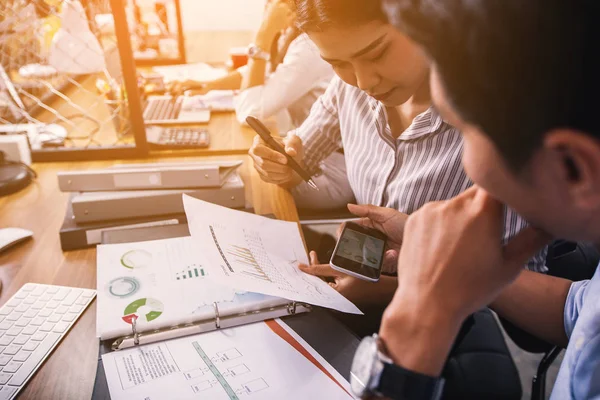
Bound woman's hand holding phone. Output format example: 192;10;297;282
344;204;408;250
299;252;395;306
340;204;409;272
299;205;410;306
330;222;387;281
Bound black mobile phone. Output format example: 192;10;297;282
329;222;387;282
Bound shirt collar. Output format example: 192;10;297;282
369;97;446;141
399;106;445;140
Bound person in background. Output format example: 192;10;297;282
345;1;598;399
250;0;546;312
169;0;350;209
167;0;333;134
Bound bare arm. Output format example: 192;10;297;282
241;58;269;91
165;70;242;96
368;275;398;305
201;70;242;92
491;270;571;347
241;0;293;91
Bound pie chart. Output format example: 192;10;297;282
107;277;139;298
120;249;152;269
122;297;164;324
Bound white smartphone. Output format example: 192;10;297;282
329;222;387;282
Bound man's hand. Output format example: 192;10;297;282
299;252;394;306
249;132;305;188
379;186;550;376
339;205;409;271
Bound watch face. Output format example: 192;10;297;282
350;336;378;396
248;45;268;60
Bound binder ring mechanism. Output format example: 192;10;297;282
109;300;314;351
287;302;311;315
213;302;220;329
132;316;140;345
287;302;298;315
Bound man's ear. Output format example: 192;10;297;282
545;129;600;210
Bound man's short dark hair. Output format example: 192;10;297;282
384;0;599;171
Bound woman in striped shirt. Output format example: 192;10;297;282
249;0;547;308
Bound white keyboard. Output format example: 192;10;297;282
0;283;96;399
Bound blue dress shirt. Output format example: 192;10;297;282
551;265;600;399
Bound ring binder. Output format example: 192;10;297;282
132;317;140;345
213;302;220;329
287;301;298;315
110;302;312;350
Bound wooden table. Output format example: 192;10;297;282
0;155;299;399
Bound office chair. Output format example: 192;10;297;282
500;240;600;400
441;309;523;400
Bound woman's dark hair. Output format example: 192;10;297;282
384;0;598;171
294;0;388;32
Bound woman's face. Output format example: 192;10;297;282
307;22;429;106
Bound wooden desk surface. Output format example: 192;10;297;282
0;155;298;399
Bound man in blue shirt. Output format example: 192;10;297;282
555;278;599;398
341;0;599;398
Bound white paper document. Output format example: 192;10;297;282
153;62;228;83
96;237;289;340
187;90;235;111
183;196;362;314
102;320;355;400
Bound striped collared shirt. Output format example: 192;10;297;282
294;76;547;272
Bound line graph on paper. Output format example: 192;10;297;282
206;223;361;315
209;225;300;293
227;246;271;282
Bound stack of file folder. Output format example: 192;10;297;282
58;160;246;250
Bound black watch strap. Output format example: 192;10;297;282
377;362;444;400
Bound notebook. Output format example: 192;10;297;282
96;226;310;351
182;90;235;112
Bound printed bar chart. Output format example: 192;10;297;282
176;265;205;281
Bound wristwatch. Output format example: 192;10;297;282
247;43;270;61
350;334;445;400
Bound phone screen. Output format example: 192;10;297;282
336;228;385;270
330;223;387;281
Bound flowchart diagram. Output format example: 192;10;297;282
188;342;271;399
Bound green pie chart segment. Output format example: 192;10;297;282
122;297;164;324
120;250;152;269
